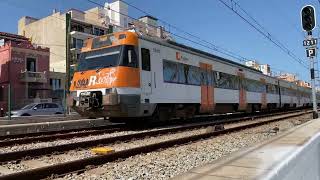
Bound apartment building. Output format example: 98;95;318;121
18;0;128;74
0;32;50;110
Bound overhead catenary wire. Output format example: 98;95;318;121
1;0;306;77
86;0;250;63
217;0;308;69
118;0;248;62
108;0;307;77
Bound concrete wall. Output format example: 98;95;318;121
267;133;320;180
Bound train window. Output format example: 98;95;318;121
183;65;190;84
163;60;179;83
244;79;266;93
267;84;278;94
200;69;208;85
77;46;121;71
128;50;132;63
207;70;213;86
274;85;279;94
178;64;186;84
141;48;151;71
215;72;239;90
121;45;138;68
188;66;201;85
211;71;216;86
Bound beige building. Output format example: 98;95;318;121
245;60;271;76
296;80;311;88
245;60;260;70
277;73;297;82
259;64;271;76
18;0;128;73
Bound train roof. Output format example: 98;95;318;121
138;34;261;73
166;40;262;73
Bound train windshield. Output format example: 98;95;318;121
77;45;137;71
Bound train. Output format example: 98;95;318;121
69;31;319;121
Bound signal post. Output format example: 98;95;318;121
301;5;318;119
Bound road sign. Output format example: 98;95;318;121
306;48;316;57
303;38;318;46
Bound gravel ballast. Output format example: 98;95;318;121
0;114;310;178
64;115;310;180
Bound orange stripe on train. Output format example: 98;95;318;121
70;66;140;91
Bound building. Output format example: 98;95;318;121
0;32;50;111
18;0;128;73
105;0;129;28
296;80;311;88
277;73;297;82
245;60;260;70
259;64;271;76
245;60;271;76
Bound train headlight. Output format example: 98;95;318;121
111;88;118;94
70;91;77;98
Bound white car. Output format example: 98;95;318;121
9;103;64;117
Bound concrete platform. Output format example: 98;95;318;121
173;119;320;180
0;118;114;136
0;114;82;125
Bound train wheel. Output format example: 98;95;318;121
185;106;196;119
151;105;172;122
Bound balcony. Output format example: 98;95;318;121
19;71;47;83
70;31;96;41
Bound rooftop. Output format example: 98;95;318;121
139;15;158;21
0;32;29;42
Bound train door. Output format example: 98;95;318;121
260;78;267;110
140;48;152;102
199;63;214;113
238;71;247;111
277;80;282;107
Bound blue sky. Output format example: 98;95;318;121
0;0;319;82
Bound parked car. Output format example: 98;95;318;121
9;103;64;117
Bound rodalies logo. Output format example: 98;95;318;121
74;69;117;88
88;69;117;86
75;78;89;88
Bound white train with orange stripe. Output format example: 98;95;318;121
69;31;317;121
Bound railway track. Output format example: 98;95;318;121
0;108;304;148
0;110;311;180
0;109;304;161
0;123;126;141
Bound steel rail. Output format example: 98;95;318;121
0;111;309;180
0;123;125;141
0;110;306;163
0;109;303;147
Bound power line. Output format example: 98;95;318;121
88;0;308;76
119;0;248;62
114;0;307;76
86;0;249;63
217;0;308;69
268;0;305;38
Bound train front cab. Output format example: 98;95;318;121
69;32;153;118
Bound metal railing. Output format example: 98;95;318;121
19;71;47;83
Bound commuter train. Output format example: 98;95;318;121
69;31;318;121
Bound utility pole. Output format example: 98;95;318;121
310;48;318;118
8;54;11;120
64;12;71;116
301;5;318;119
7;83;11;120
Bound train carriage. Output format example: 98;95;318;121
69;31;315;121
